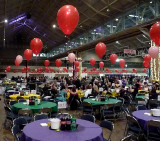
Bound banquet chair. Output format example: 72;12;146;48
13;117;28;130
81;114;95;123
56;113;72;119
12;125;22;141
136;105;147;111
147;120;160;141
148;99;158;109
125;115;143;140
9;100;17;107
39;107;52;116
136;98;146;106
101;104;116;121
100;120;114;141
18;109;33;122
82;102;94;115
3;106;18;129
18;99;27;103
17;96;25;101
34;114;48;121
121;134;135;141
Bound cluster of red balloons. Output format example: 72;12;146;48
132;68;137;73
63;67;68;73
119;59;125;68
122;69;127;73
74;61;79;67
143;68;147;73
5;66;11;72
143;54;151;68
21;67;30;73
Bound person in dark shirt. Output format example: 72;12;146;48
51;84;58;99
119;85;125;98
149;88;158;100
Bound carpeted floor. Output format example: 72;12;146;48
0;95;126;141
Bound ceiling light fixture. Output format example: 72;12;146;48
107;9;110;12
4;19;8;23
52;24;56;28
115;18;119;21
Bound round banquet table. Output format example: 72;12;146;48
20;119;104;141
83;98;121;106
9;94;41;101
132;110;160;130
12;101;58;114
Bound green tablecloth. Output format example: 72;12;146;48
12;101;57;114
83;98;121;106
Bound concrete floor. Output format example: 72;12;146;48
0;95;126;141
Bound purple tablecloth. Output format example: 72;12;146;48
132;110;160;130
20;119;104;141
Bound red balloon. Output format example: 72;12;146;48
132;68;137;73
119;59;125;68
75;67;79;72
144;54;151;62
122;69;127;73
24;49;33;61
106;68;109;72
115;69;119;73
150;22;160;46
74;61;79;67
44;60;50;67
95;42;106;58
15;59;19;67
143;68;147;73
27;66;30;71
110;54;117;64
90;58;95;66
99;62;104;68
6;66;11;71
30;38;43;55
55;59;62;67
57;5;79;35
143;61;149;68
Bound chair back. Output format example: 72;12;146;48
147;120;160;128
34;114;48;121
9;100;17;106
100;120;114;131
13;117;27;127
18;109;33;116
81;114;95;123
148;99;158;109
136;98;146;105
83;102;92;107
126;115;141;129
17;96;25;100
12;125;21;141
136;105;147;110
39;108;51;115
56;113;71;119
18;99;27;103
100;120;114;140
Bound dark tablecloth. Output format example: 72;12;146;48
20;119;104;141
132;110;160;130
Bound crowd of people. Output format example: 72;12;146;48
7;75;160;110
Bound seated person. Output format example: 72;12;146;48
119;85;125;98
84;85;92;98
68;86;79;110
51;84;58;99
149;88;158;100
56;85;67;102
